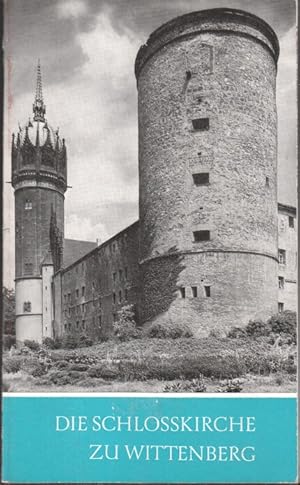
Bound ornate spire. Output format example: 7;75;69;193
33;59;46;122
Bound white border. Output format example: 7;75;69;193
3;392;297;398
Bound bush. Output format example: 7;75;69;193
227;327;247;339
24;339;40;351
164;375;207;393
3;356;23;373
216;379;243;393
77;334;93;347
3;334;16;350
245;320;271;337
268;311;296;343
113;305;140;341
43;337;62;349
147;321;193;339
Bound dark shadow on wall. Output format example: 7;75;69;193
140;247;186;324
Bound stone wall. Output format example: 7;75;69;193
136;10;279;330
54;222;139;340
278;204;297;311
15;186;64;278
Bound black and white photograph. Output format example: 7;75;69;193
3;0;297;394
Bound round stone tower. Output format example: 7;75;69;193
12;61;67;343
135;8;279;334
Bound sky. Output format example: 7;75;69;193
3;0;297;288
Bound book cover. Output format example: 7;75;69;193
2;0;298;483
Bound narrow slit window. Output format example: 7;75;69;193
193;230;210;242
180;287;186;299
278;277;284;289
192;286;198;298
204;286;211;297
193;173;209;185
24;263;33;275
119;290;122;303
266;177;270;187
192;118;209;131
278;249;286;264
278;302;284;313
113;292;116;304
125;288;128;301
82;286;85;297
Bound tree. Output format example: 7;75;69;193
3;287;15;335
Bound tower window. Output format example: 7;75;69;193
193;173;209;185
24;200;32;210
24;263;33;275
192;118;209;131
278;249;286;264
204;286;211;297
180;287;186;299
278;277;284;289
192;286;198;298
289;216;294;228
278;302;284;313
23;301;31;313
193;230;210;242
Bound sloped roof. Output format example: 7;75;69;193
63;238;97;268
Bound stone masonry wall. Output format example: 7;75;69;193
15;186;64;278
55;222;139;340
137;14;279;330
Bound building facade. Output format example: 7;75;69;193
12;10;297;344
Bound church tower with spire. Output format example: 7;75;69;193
12;61;68;343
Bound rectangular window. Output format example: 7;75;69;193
113;313;117;322
113;272;116;282
266;176;270;187
98;315;102;326
278;302;284;313
68;307;71;316
289;216;294;228
278;249;286;264
113;292;116;304
64;294;66;302
24;263;33;275
81;303;85;314
24;200;32;210
76;321;79;329
192;118;209;131
76;289;79;298
119;269;123;280
204;286;211;297
82;286;85;297
68;293;71;302
193;230;210;242
119;290;122;303
192;286;198;298
68;323;71;331
64;324;67;331
125;288;128;301
193;173;209;185
23;301;31;313
180;287;186;299
125;267;128;280
278;277;284;289
82;320;85;329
